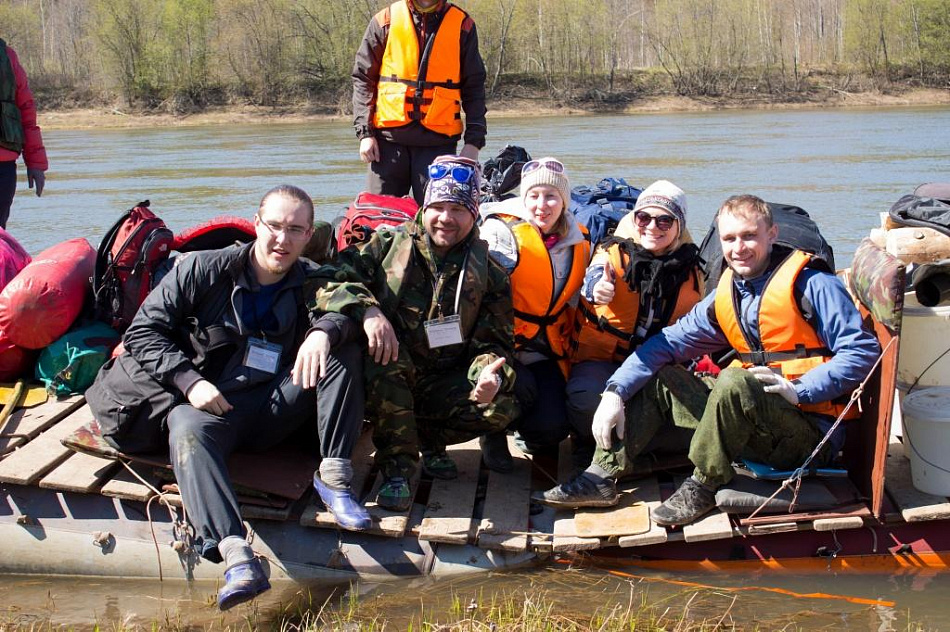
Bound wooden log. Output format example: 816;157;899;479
618;477;669;548
682;510;735;543
100;462;160;503
813;516;865;531
419;439;481;545
0;404;96;485
885;226;950;265
0;395;85;454
478;435;532;552
39;450;119;494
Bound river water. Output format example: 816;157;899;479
4;106;950;629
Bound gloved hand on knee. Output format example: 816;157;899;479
592;390;625;450
748;366;799;405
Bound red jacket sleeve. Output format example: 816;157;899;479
8;46;48;170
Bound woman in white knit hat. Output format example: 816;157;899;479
565;179;706;470
478;157;591;469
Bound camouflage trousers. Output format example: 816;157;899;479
594;366;834;487
364;353;521;478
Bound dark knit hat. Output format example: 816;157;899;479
423;155;481;219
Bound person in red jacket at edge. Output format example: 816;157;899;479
0;38;47;229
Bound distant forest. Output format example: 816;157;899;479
3;0;948;112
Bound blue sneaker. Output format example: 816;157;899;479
217;557;270;611
313;473;372;531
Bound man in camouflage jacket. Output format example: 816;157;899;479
309;155;519;511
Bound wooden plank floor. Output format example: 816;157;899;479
419;439;481;545
10;400;950;555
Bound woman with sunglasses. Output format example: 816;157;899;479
478;158;591;468
566;180;704;469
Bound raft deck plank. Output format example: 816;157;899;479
0;404;97;485
813;516;865;531
478;435;532;552
884;439;950;522
39;449;119;494
100;462;160;502
618;477;669;548
419;439;481;545
552;440;600;552
681;510;735;542
0;395;85;454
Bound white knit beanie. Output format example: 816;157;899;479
634;180;688;226
521;157;571;208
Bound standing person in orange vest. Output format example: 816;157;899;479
352;0;487;205
0;38;47;229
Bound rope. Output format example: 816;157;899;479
746;336;897;522
119;458;191;581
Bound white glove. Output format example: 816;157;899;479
592;390;625;450
748;366;799;405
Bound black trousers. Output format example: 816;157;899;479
167;341;364;562
0;161;17;229
367;137;456;205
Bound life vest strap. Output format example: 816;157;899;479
737;344;831;365
514;303;568;326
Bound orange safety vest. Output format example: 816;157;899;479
714;249;858;419
503;216;589;372
373;1;465;137
569;244;702;364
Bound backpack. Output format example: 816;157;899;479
698;202;836;296
480;145;532;203
35;320;120;396
335;192;417;252
92;201;174;333
569;177;643;246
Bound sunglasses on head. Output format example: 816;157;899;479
634;210;677;231
522;159;565;175
428;163;476;183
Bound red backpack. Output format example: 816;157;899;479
335;192;417;252
92;201;174;332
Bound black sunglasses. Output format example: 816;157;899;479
633;210;677;231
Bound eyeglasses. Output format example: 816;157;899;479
522;159;565;175
257;214;311;239
428;163;476;183
633;210;677;231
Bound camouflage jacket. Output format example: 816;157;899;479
307;211;516;389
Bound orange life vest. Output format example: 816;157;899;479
503;216;589;371
569;244;702;364
714;249;858;420
373;1;465;137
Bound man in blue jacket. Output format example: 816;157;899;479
535;194;880;527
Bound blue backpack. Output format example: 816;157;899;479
570;177;642;245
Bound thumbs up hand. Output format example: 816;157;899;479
592;265;616;305
471;357;506;404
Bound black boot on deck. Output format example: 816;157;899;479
651;477;717;526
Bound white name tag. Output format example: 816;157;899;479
424;315;464;349
244;337;282;374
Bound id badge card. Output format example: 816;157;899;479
244;337;282;374
424;315;464;349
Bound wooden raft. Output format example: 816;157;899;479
3;399;949;555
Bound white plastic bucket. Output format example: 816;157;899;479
902;387;950;496
897;293;950;394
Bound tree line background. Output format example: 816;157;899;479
2;0;948;112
